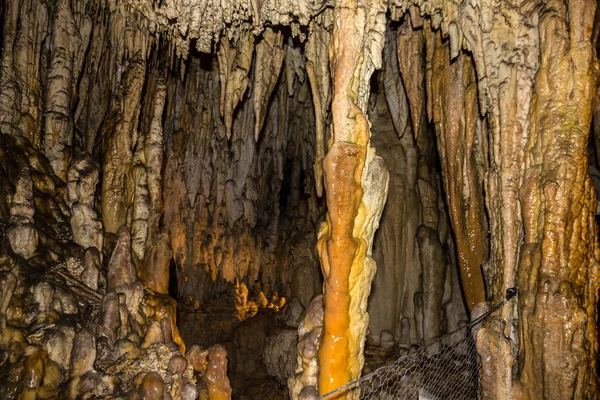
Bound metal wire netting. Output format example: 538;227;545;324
318;290;515;400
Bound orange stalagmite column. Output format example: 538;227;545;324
317;0;389;396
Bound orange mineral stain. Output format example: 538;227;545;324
317;143;365;394
317;0;388;396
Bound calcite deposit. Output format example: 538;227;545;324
0;0;599;399
0;136;231;400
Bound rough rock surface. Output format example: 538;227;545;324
368;55;468;349
0;0;598;399
288;295;324;400
263;327;298;386
0;135;231;399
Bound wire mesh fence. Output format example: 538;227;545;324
318;289;516;400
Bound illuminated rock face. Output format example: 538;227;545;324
316;0;390;394
0;0;599;398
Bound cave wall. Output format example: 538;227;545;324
0;0;324;397
160;42;322;310
0;0;324;306
368;43;469;348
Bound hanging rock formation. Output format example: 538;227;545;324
429;31;487;310
0;0;599;399
7;164;38;259
516;1;599;397
253;28;285;141
368;65;468;350
305;13;333;197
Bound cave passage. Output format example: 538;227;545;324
0;0;599;399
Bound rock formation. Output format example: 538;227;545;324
0;0;598;399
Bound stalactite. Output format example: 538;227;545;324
75;5;114;156
368;65;467;351
317;0;389;394
403;0;599;397
218;30;255;140
397;16;425;138
0;0;48;144
429;31;487;311
144;77;166;245
1;0;599;398
67;155;103;256
382;24;409;138
594;87;600;166
160;42;321;317
305;14;333;197
101;55;146;234
368;75;421;347
43;0;78;181
7;161;38;259
123;0;327;56
129;163;150;261
253;27;285;141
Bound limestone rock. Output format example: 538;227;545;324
289;295;323;400
263;327;298;386
140;236;172;295
67;155;103;255
8;168;38;259
205;344;232;400
379;330;394;350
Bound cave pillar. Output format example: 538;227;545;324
517;0;600;397
317;0;389;395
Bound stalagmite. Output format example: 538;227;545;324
367;65;466;351
0;272;16;332
417;225;446;343
1;0;599;398
317;0;389;394
140;235;172;295
141;322;165;348
205;345;232;400
69;328;95;371
107;227;145;316
138;372;166;399
289;295;323;399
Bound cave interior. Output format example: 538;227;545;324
0;0;600;399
